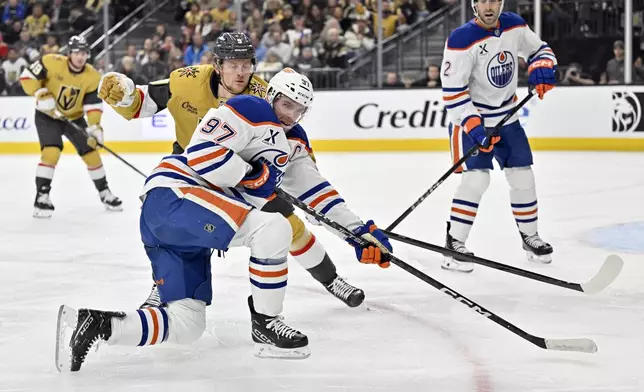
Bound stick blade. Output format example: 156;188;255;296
544;338;598;353
581;254;624;294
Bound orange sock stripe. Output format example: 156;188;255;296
146;308;160;345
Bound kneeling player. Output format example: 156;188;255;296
56;69;390;371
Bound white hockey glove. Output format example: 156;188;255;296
35;88;56;113
98;72;136;107
86;124;104;148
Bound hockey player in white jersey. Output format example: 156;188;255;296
56;68;392;371
439;0;557;272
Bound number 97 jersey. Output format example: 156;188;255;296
440;12;557;130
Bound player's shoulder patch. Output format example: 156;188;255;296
225;95;280;126
499;12;527;31
446;20;489;50
247;74;268;98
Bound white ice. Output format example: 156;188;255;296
1;151;643;392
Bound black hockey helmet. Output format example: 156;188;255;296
213;32;256;65
68;35;90;55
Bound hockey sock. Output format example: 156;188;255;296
505;167;538;235
36;146;61;192
108;307;169;346
82;150;108;191
449;170;490;241
249;256;288;316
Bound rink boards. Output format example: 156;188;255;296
1;85;644;153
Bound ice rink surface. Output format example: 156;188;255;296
1;151;643;392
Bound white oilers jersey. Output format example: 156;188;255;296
141;95;291;209
440;12;557;130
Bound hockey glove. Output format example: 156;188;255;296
86;125;104;149
467;124;500;153
240;158;279;200
35;88;56;114
98;72;136;107
347;220;393;268
528;58;556;99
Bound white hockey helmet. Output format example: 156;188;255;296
266;68;314;124
471;0;504;19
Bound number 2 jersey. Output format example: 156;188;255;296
141;94;362;236
440;12;557;131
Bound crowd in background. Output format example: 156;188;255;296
1;0;644;96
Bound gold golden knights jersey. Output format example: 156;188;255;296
20;54;103;125
109;64;268;150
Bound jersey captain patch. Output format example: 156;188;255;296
487;51;515;89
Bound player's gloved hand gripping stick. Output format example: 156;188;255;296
276;188;598;354
385;90;536;232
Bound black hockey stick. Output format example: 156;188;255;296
386;91;535;231
276;188;597;353
46;112;148;178
383;230;623;295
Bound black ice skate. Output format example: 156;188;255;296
55;305;125;372
99;189;123;211
324;275;365;308
520;232;553;264
139;283;162;309
442;222;474;273
33;187;54;218
247;296;310;359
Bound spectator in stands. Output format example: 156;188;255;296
199;51;213;64
399;0;419;26
263;0;283;26
280;4;295;31
0;33;8;60
383;71;404;88
14;30;38;61
169;54;185;72
68;6;95;34
40;34;59;55
136;39;153;66
156;24;167;40
211;0;231;28
184;33;208;66
292;31;316;58
344;16;375;53
50;0;70;31
375;1;400;39
412;63;441;88
293;45;321;73
561;62;595;86
118;55;144;84
2;0;26;25
249;30;266;61
25;2;51;41
603;40;625;84
140;48;168;84
634;55;644;84
256;48;283;80
286;15;310;45
126;44;138;63
306;4;325;38
245;8;265;34
2;46;27;92
264;28;293;65
3;20;21;45
202;18;224;43
318;27;348;68
160;35;176;60
184;2;202;33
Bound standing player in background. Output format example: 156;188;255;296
20;35;122;218
439;0;557;272
98;32;368;310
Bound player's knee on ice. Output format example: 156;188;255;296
166;299;207;344
504;166;535;190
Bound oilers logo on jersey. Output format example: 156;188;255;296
487;51;515;89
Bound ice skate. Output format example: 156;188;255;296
99;189;123;211
324;275;365;308
33;188;54;218
248;296;310;359
521;232;553;263
442;222;474;273
139;283;162;308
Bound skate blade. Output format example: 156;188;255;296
526;251;552;264
253;343;311;360
442;257;474;273
33;208;53;218
55;305;78;373
104;204;124;212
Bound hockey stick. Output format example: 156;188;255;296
386;91;535;231
382;230;623;295
276;188;598;353
46;112;148;178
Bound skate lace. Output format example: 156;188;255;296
524;234;546;248
266;316;297;339
450;239;470;254
36;192;51;204
100;190;116;202
327;277;354;300
143;286;162;307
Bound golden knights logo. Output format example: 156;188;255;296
249;81;266;97
57;86;81;111
179;66;199;78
